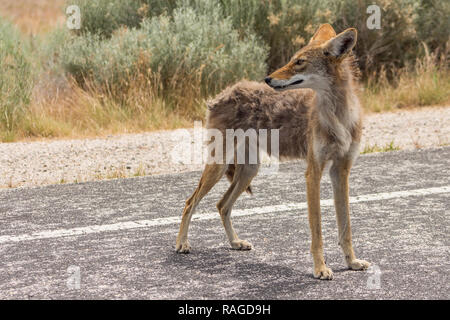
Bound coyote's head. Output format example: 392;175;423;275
265;24;358;91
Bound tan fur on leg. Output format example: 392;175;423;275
217;164;259;250
176;164;226;253
225;164;252;195
305;152;333;280
330;157;370;270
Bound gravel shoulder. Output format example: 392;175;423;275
1;106;449;189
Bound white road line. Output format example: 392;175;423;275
0;185;449;244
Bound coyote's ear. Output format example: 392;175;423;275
309;24;336;44
323;28;357;59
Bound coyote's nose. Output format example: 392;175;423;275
264;77;272;85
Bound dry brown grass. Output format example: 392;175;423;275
0;0;65;35
362;45;450;112
7;59;449;142
17;75;198;141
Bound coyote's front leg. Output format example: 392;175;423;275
305;156;333;280
330;156;370;271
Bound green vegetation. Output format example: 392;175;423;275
61;3;267;97
362;141;401;154
0;19;32;141
0;0;448;141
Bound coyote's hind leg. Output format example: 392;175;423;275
217;164;259;250
176;164;227;253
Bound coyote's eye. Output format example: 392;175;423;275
296;59;306;65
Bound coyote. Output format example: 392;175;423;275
176;24;370;280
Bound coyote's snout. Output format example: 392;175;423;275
176;24;370;280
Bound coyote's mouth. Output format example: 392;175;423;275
273;79;303;90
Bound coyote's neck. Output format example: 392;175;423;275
314;78;360;153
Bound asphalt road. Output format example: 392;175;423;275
0;147;449;299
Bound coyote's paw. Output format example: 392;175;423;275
313;265;334;280
348;259;370;271
176;241;191;254
231;239;253;250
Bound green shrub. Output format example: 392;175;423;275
142;0;178;16
216;0;421;76
414;0;450;54
218;0;323;71
70;0;143;37
65;0;449;79
29;26;73;78
70;0;178;38
0;19;32;133
60;2;268;98
60;31;145;90
140;2;268;94
180;0;323;71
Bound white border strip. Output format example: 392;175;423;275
0;185;448;244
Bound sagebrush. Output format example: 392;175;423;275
60;2;268;103
0;18;32;140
